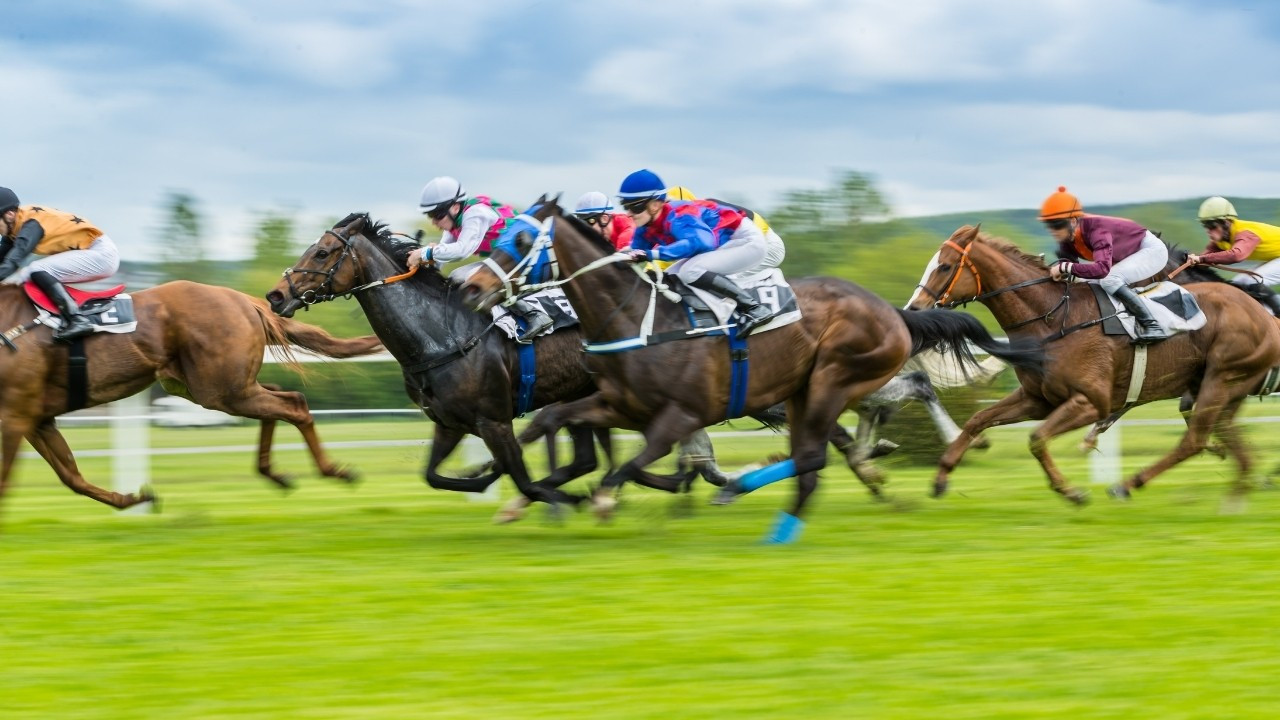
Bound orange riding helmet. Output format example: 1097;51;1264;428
1039;186;1084;221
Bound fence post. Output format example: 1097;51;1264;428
112;392;153;514
1089;422;1121;485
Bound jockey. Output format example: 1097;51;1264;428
0;186;120;342
408;176;552;343
664;186;786;273
1188;196;1280;315
571;191;635;251
617;169;777;336
1040;186;1168;344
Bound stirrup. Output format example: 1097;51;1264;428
515;314;553;343
53;318;94;343
735;308;776;337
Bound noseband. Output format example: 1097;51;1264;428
281;228;419;308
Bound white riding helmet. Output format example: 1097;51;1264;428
419;176;466;214
572;191;613;216
1197;196;1238;222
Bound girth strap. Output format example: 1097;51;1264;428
66;338;89;412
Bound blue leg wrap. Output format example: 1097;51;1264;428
737;459;797;493
763;511;805;545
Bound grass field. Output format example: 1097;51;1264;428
3;401;1280;719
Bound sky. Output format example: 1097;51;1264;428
4;0;1280;260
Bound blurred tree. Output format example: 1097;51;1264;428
157;191;206;282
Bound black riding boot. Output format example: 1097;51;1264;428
510;299;553;344
1243;282;1280;317
1112;285;1163;344
29;270;95;343
689;271;776;336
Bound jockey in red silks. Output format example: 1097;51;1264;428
616;169;778;336
571;191;636;251
1041;185;1168;344
407;176;552;343
0;185;120;342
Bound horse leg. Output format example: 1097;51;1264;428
474;418;581;518
1211;398;1254;513
253;418;294;491
1026;394;1102;504
934;388;1051;497
677;429;729;488
591;404;702;521
1114;377;1235;499
835;410;887;499
423;424;501;493
24;419;153;509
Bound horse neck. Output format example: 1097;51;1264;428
349;236;487;364
970;243;1067;334
550;224;656;340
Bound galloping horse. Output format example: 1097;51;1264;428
0;281;383;511
266;213;607;514
908;225;1280;502
460;200;1045;541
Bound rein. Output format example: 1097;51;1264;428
280;228;420;308
1167;258;1262;282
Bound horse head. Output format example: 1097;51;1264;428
267;212;424;317
458;194;563;312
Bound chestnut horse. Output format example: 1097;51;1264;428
908;225;1280;503
0;281;383;511
460;200;1046;542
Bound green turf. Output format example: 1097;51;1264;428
2;403;1280;719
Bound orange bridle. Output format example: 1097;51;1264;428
934;239;982;307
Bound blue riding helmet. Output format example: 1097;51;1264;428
617;169;667;203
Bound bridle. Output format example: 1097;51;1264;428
918;238;1075;334
280;227;419;309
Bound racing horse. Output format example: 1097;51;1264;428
460;199;1045;541
267;212;611;515
0;281;383;511
908;225;1280;503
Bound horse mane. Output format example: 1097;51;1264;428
525;195;618;255
1164;243;1227;284
972;232;1049;270
332;212;421;268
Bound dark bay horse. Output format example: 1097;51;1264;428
266;213;616;515
908;225;1280;503
460;201;1045;541
0;281;383;511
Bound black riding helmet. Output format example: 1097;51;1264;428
0;186;18;214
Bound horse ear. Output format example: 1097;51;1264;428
547;195;564;216
344;214;368;234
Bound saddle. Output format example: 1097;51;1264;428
21;281;138;335
1088;282;1206;342
671;267;803;336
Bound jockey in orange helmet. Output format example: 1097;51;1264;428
0;186;120;342
1040;186;1167;343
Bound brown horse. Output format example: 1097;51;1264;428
0;280;383;511
908;225;1280;503
459;200;1045;542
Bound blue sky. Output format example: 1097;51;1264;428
5;0;1280;259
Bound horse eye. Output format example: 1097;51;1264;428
315;249;329;260
937;263;952;272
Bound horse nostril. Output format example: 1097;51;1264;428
460;286;480;305
266;291;284;304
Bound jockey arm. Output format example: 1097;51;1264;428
1198;230;1260;265
0;220;43;279
640;212;718;262
431;204;498;263
1068;227;1113;280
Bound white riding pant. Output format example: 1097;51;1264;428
1230;257;1280;287
1097;232;1168;294
3;235;121;285
672;222;768;284
743;228;786;275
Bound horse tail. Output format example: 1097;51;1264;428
249;302;383;375
895;308;1044;377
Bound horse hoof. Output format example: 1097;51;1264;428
1107;483;1131;501
930;480;949;499
709;483;742;506
1065;488;1090;506
338;467;361;485
1219;495;1248;515
591;494;618;522
970;435;992;451
493;497;531;525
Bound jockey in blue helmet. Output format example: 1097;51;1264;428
617;169;777;335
